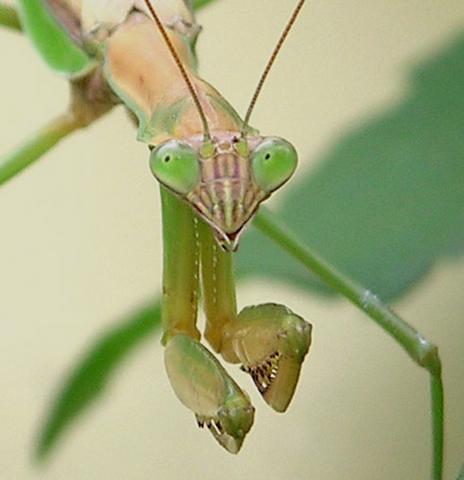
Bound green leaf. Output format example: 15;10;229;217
457;463;464;480
238;33;464;301
35;301;161;460
0;4;21;31
192;0;220;10
17;0;92;76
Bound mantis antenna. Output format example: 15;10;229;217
241;0;307;135
142;0;212;140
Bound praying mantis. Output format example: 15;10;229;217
10;0;312;454
0;0;446;477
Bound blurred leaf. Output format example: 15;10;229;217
35;301;161;461
457;463;464;480
193;0;220;10
0;4;21;31
239;33;464;300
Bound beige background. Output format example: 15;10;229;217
1;1;463;479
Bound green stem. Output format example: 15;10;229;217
0;4;21;31
0;113;83;186
254;207;444;480
431;375;445;480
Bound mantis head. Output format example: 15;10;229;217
149;132;298;251
143;0;304;252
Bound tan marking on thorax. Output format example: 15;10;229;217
105;14;242;143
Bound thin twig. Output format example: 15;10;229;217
254;207;444;480
0;113;83;185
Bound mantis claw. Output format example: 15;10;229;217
197;406;254;453
165;334;254;453
223;304;312;412
240;351;281;395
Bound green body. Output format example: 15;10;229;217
14;0;310;453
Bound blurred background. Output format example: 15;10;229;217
0;0;463;479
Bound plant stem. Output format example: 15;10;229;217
431;374;445;480
254;207;444;480
0;113;85;186
0;4;21;31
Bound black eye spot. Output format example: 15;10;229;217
264;153;272;160
164;155;171;163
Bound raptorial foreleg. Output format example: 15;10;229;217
198;219;312;413
160;190;254;453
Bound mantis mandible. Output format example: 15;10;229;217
10;0;311;453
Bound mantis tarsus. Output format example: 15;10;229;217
0;0;444;476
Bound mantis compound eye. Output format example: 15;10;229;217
251;137;298;193
149;140;200;195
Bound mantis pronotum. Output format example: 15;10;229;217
0;0;446;474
